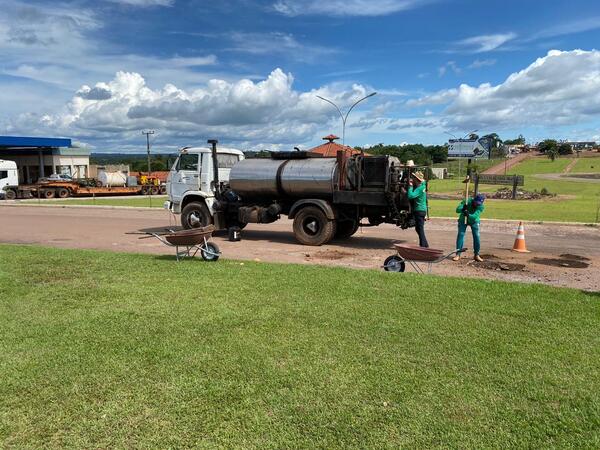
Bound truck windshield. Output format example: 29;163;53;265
177;154;199;171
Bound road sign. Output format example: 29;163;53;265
477;174;524;186
448;136;493;159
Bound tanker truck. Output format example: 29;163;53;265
165;140;422;246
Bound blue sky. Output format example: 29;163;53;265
1;0;600;152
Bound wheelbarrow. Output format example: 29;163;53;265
142;225;221;262
383;244;466;274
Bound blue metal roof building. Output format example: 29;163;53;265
0;136;72;149
0;135;90;183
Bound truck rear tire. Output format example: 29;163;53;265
159;185;167;195
57;188;69;198
42;189;55;199
181;202;212;229
293;206;336;246
335;220;359;239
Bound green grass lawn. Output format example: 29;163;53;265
572;156;600;173
23;195;167;208
507;157;573;175
1;245;599;448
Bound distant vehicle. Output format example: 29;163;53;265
39;173;73;182
0;160;18;199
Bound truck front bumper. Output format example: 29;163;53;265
164;200;181;214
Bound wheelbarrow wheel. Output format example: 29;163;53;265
201;242;220;262
384;255;405;272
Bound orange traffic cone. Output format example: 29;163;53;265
511;221;530;253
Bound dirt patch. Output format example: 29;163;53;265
311;249;356;260
473;260;526;272
479;254;499;260
564;173;600;180
530;257;590;269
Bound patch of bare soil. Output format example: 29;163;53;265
311;249;357;260
564;173;600;180
530;257;590;269
473;260;526;272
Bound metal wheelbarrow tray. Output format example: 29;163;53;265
147;225;221;262
383;244;466;274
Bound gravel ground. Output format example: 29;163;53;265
1;205;598;291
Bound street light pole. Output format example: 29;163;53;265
142;130;155;175
316;92;377;146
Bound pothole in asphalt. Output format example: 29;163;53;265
474;261;526;271
312;250;356;260
530;257;590;269
559;254;590;261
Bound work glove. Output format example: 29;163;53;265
462;205;468;215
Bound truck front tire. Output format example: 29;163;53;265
335;220;359;239
4;189;16;200
181;202;212;229
293;206;336;246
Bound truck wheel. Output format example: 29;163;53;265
42;189;55;199
159;185;167;195
293;206;336;246
4;189;16;200
57;188;70;198
150;186;160;195
335;220;359;239
181;202;212;229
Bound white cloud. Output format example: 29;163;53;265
408;50;600;130
438;61;461;77
104;0;174;6
6;69;373;149
532;16;600;40
272;0;434;17
468;59;497;69
226;32;337;63
456;33;516;53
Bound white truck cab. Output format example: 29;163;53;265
0;160;18;199
166;144;244;228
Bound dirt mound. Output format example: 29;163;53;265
487;188;555;200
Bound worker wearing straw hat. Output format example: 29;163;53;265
407;170;429;248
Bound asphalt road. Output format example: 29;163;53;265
1;205;598;290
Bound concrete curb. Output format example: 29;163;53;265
1;202;597;227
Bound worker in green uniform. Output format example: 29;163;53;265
407;171;429;248
453;193;485;261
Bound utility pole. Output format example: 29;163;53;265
142;130;155;175
316;92;377;146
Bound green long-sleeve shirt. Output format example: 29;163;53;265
407;181;428;212
456;198;484;225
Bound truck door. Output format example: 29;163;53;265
169;153;201;203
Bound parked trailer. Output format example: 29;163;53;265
3;176;167;199
2;180;165;200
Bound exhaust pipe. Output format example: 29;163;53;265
207;139;220;198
